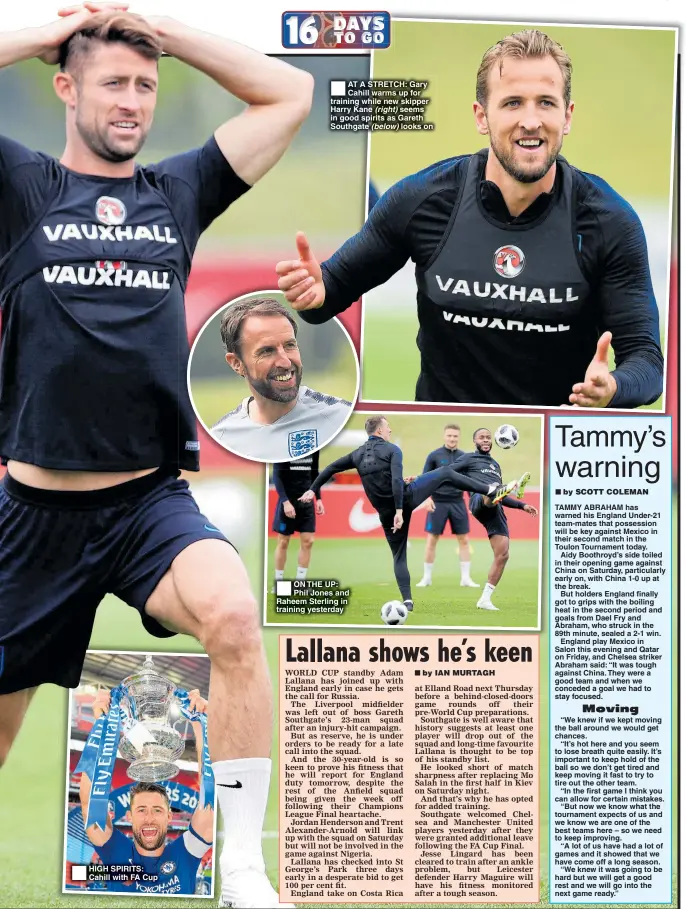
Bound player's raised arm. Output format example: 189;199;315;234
79;689;114;847
0;6;104;68
146;18;313;187
186;690;215;846
279;176;417;323
500;496;533;512
301;452;355;501
276;232;325;312
450;453;473;472
0;2;133;68
79;772;113;846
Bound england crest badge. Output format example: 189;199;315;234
289;429;317;457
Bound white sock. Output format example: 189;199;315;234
296;566;308;580
460;560;471;581
481;582;496;601
213;757;271;874
275;569;284;581
423;562;434;580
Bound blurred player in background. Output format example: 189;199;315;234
0;6;312;906
277;29;663;408
454;429;537;611
299;416;520;613
272;451;324;588
212;297;352;461
417;424;479;589
80;689;213;895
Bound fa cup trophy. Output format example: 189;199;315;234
118;655;186;782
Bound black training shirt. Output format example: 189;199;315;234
422;446;466;503
301;151;662;408
310;436;404;512
273;452;321;503
450;448;525;510
0;134;249;470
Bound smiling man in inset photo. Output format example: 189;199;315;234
211;297;353;461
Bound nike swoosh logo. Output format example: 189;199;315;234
217;781;243;789
349;498;381;533
204;525;222;533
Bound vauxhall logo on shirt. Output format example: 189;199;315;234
434;242;579;305
42;262;171;289
493;244;525;278
41;193;178;243
96;195;127;225
40;195;177;289
434;273;580;304
430;241;580;333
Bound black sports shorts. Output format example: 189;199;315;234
424;500;469;536
271;499;316;536
0;469;233;693
469;494;510;539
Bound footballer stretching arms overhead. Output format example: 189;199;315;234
0;5;312;907
277;29;664;409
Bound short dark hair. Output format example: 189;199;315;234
220;297;298;357
444;423;460;432
365;415;387;435
60;11;162;73
473;427;491;440
476;29;572;109
129;781;170;810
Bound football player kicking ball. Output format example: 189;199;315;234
299;416;521;612
0;6;312;907
80;689;214;896
453;429;538;611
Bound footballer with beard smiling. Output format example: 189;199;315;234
211;297;353;461
276;28;663;409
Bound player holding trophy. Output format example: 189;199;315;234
77;658;214;895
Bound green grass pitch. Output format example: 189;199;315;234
265;538;540;629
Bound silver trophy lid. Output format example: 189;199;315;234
121;655;176;721
118;655;184;780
